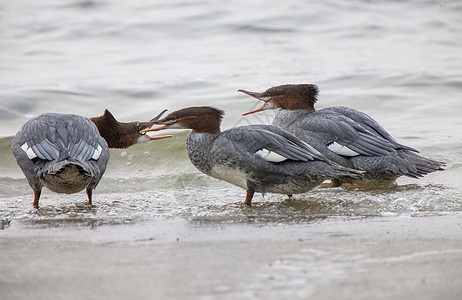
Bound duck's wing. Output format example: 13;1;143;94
321;106;418;152
217;125;326;163
295;112;399;157
12;113;108;162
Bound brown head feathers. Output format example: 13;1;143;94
160;106;224;134
90;109;147;148
262;84;319;111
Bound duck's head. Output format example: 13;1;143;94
140;106;224;136
91;109;171;148
239;84;319;116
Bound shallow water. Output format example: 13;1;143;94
1;0;462;299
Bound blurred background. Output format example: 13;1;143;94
1;0;461;130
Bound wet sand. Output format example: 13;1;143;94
1;213;461;300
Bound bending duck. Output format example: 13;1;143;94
239;84;445;186
11;109;169;208
141;106;363;206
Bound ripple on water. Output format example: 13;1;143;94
1;180;460;229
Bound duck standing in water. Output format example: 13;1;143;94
239;84;445;186
11;109;170;208
140;106;363;206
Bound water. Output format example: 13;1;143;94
1;1;462;299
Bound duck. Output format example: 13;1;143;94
11;109;170;208
140;106;363;206
238;84;445;186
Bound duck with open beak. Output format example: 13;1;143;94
238;84;445;187
140;106;363;206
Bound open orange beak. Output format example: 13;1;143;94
139;124;172;140
138;109;172;140
238;89;269;116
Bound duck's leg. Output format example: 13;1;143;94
33;189;42;209
244;188;255;206
86;188;93;205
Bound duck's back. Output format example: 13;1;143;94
11;113;110;193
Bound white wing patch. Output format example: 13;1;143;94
91;144;103;160
255;148;287;162
327;141;360;157
20;142;37;159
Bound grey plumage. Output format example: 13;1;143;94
274;108;445;184
11;113;110;207
186;124;363;196
321;106;417;151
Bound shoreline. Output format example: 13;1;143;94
1;213;461;299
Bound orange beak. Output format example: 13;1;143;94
145;134;172;141
241;102;268;116
140;124;173;140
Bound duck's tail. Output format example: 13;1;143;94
398;150;445;178
36;150;99;178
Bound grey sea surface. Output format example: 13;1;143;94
1;0;462;299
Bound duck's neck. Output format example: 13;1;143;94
272;109;312;129
186;131;219;173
